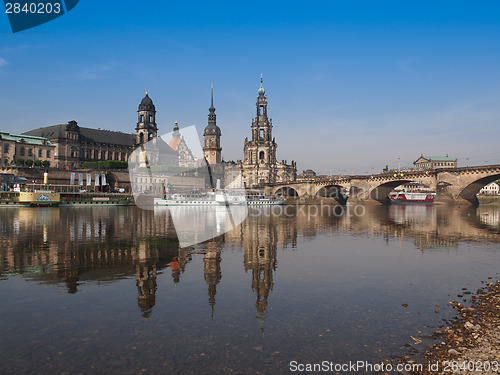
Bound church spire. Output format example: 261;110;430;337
210;83;214;110
258;74;265;96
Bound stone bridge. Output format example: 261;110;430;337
263;165;500;205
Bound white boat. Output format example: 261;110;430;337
153;190;284;206
246;192;285;205
154;191;221;206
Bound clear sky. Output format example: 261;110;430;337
1;1;499;174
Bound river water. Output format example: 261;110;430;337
0;203;499;374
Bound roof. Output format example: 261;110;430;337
23;125;135;147
79;127;135;146
168;136;181;151
139;92;155;112
0;131;55;146
414;155;457;163
203;123;221;136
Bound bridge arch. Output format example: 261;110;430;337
273;186;299;197
458;174;500;204
315;185;348;204
368;180;413;203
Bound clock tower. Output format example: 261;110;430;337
203;85;222;165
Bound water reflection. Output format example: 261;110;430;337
1;205;499;288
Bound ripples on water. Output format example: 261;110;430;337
0;203;499;374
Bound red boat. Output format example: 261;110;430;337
389;192;436;204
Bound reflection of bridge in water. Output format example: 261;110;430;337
266;165;500;205
0;204;499;321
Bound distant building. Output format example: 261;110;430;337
23;92;160;169
0;131;55;167
169;121;198;168
23;120;135;169
478;182;499;195
298;169;317;179
414;155;457;169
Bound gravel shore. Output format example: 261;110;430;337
402;280;500;375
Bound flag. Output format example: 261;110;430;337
101;173;107;186
70;172;75;185
95;173;100;186
78;173;83;186
86;173;91;186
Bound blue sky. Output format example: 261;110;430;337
1;1;499;174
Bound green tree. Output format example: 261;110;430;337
25;159;33;167
34;160;42;167
15;158;25;166
42;160;50;168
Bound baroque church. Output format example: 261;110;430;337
202;76;296;188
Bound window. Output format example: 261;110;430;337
149;115;153;122
259;106;264;115
38;150;42;158
140;115;144;122
28;149;33;157
259;129;264;140
139;133;144;144
3;144;8;153
46;150;51;158
20;147;25;156
259;151;265;160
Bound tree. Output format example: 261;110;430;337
25;159;33;167
34;160;42;167
42;160;50;168
16;158;25;166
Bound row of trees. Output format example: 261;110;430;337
15;158;50;167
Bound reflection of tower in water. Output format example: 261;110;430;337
203;242;222;317
133;242;192;319
244;224;277;336
135;243;158;319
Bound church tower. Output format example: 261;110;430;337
203;85;222;165
249;74;277;166
240;75;296;187
136;91;157;145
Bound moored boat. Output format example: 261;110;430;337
59;192;133;206
246;192;285;205
389;191;436;204
0;190;60;207
154;190;285;206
